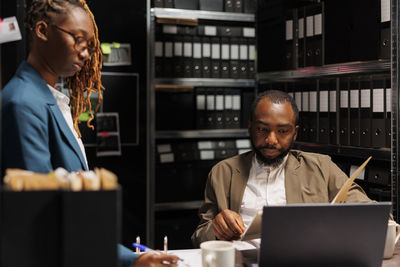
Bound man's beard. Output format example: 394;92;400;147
251;137;295;168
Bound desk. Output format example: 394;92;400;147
169;242;400;267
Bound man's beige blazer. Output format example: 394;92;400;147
191;150;372;247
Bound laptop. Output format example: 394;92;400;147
259;202;391;267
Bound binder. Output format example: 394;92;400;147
360;80;372;147
244;0;256;14
221;37;231;78
349;79;360;146
183;35;193;77
223;88;234;128
196;88;207;129
313;4;323;66
339;81;349;146
199;0;223;11
164;0;173;8
294;86;306;141
153;0;164;7
248;39;256;78
155;38;164;77
308;83;318;143
285;10;295;70
379;0;391;59
206;88;216;129
202;37;212;78
234;0;243;13
198;25;218;37
318;81;330;144
297;7;305;68
211;37;221;78
371;79;386;148
215;89;225;129
385;77;391;148
219;26;242;37
173;35;184;77
328;81;337;145
242;90;254;128
232;89;241;128
300;85;310;142
174;0;198;10
225;0;234;12
239;38;249;78
230;38;240;79
305;4;315;67
163;35;174;77
192;36;202;78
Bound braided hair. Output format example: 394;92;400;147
25;0;104;137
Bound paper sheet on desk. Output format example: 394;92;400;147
168;249;202;267
240;211;262;241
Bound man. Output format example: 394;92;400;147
191;90;372;247
1;0;177;266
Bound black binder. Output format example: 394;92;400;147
371;78;386;148
328;80;338;145
232;88;241;128
193;36;202;78
221;37;231;78
230;38;240;79
196;88;207;129
244;0;256;13
183;35;193;77
206;88;216;129
234;0;243;13
163;35;174;77
360;79;372;147
225;0;234;12
349;79;360;146
297;7;305;68
155;38;164;77
285;9;295;70
248;38;256;78
202;37;212;78
239;38;249;78
219;26;242;37
153;0;164;7
308;83;317;143
211;37;221;78
379;0;391;59
164;0;173;8
223;88;234;128
173;35;184;77
305;4;322;67
174;0;198;10
215;89;225;129
318;80;330;144
199;0;223;11
339;80;349;146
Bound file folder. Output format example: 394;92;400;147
221;37;231;78
215;89;225;129
239;38;249;78
360;80;372;147
230;38;240;79
173;35;184;77
297;7;305;68
155;39;164;77
232;89;241;128
308;85;318;143
199;0;223;11
163;36;174;77
339;82;349;146
224;88;234;128
225;0;234;12
329;82;337;145
371;79;386;148
349;79;360;146
318;81;330;144
183;35;193;77
211;37;221;78
202;37;212;78
285;10;295;70
193;36;202;78
206;88;216;129
196;88;207;129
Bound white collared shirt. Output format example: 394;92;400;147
240;154;288;228
48;85;88;169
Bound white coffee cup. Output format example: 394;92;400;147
201;240;235;267
383;220;400;259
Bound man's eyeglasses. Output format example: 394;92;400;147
52;25;96;55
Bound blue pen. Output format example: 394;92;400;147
132;243;184;262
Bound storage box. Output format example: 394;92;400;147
0;188;121;267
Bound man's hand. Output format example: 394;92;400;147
212;209;246;241
132;253;179;267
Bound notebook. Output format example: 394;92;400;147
259;202;391;267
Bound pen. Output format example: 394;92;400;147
132;243;184;262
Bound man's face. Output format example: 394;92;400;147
248;98;299;166
44;6;94;78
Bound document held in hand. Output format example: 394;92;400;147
240;156;372;241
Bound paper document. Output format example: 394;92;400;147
0;16;22;44
240;211;263;241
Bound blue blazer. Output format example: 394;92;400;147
1;61;137;266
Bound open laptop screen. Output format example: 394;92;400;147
259;202;391;267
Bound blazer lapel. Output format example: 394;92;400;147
285;152;303;203
49;105;87;170
230;151;253;212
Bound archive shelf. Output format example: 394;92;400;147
155;78;256;87
154;200;204;212
156;129;249;139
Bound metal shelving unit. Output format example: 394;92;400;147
156;129;249;139
153;7;255;22
147;5;256;246
257;60;390;82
